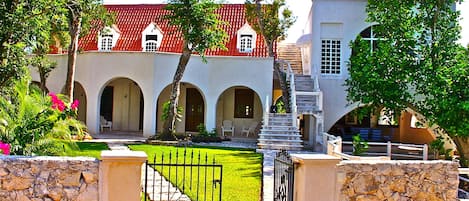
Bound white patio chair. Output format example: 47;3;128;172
100;116;112;132
242;122;258;137
221;120;234;137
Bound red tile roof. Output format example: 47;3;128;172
76;4;274;57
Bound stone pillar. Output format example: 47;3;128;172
99;150;148;201
291;154;341;201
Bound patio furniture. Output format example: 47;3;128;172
358;128;370;141
242;122;258;137
221;120;234;136
370;129;383;142
100;116;112;132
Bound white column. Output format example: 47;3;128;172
205;98;217;131
86;90;100;134
142;92;157;137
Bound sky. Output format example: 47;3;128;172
103;0;469;46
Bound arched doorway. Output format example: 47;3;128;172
73;81;87;123
216;86;262;138
156;83;205;133
100;78;144;132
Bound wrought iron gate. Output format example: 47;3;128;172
143;149;223;201
274;150;294;201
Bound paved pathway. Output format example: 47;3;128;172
257;149;276;201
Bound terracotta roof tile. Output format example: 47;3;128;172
77;4;273;57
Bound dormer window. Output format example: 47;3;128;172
142;23;163;52
98;26;120;51
237;23;257;53
144;35;158;52
240;35;253;52
101;34;113;51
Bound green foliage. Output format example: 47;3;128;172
0;0;67;91
196;123;217;137
58;141;109;159
430;136;453;160
164;0;228;61
245;0;296;44
352;134;369;156
346;1;469;162
0;77;86;155
161;101;183;122
275;98;286;113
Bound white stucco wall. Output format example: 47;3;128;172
309;0;369;131
32;52;273;136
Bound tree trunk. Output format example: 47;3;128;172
64;11;81;101
254;1;291;113
39;72;49;94
452;136;469;167
160;42;191;141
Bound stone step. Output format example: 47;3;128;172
269;114;292;117
296;95;316;100
260;128;297;133
257;139;303;144
259;136;302;141
259;133;302;137
257;143;303;151
259;130;299;135
296;103;318;108
269;117;293;123
261;125;298;130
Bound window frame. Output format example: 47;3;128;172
320;39;341;75
239;35;253;53
100;35;113;51
234;89;254;119
144;40;158;52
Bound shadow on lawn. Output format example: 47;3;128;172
76;142;109;151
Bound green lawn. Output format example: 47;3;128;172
58;141;109;159
129;145;262;201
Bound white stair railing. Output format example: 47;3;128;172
264;95;270;126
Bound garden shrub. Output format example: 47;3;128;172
0;77;85;155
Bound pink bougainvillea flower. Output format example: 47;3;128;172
0;142;10;155
71;100;79;110
49;92;66;111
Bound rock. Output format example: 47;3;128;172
16;192;31;201
64;188;79;200
0;168;9;176
82;171;97;184
76;184;98;201
356;195;380;201
59;171;81;187
47;187;62;201
2;175;34;190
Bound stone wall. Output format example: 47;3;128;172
0;156;99;201
337;160;459;201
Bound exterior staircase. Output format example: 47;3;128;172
257;114;303;150
294;75;321;114
257;60;324;151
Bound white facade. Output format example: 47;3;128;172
302;0;370;131
31;52;273;136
